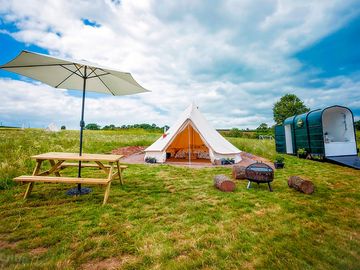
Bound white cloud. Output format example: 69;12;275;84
0;0;359;129
0;78;166;129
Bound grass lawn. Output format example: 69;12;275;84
0;129;359;269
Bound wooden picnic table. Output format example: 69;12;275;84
14;152;127;205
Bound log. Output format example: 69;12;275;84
288;176;314;194
232;165;246;180
214;174;236;192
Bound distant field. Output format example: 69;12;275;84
0;128;359;269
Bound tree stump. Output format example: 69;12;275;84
232;165;246;180
214;175;236;192
288;176;314;194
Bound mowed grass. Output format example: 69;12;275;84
0;129;359;269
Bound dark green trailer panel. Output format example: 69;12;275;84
274;125;285;153
306;109;324;156
293;114;310;153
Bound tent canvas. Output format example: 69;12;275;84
144;103;242;164
45;123;60;132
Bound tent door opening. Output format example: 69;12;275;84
165;122;211;163
284;125;293;154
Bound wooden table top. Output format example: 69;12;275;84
31;152;124;162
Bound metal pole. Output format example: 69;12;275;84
77;66;87;192
188;124;191;166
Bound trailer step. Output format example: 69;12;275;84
326;155;360;170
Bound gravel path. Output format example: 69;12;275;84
113;146;273;168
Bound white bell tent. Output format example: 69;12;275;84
45;123;60;132
144;103;242;164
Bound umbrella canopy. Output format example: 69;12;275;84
0;50;148;95
0;50;149;194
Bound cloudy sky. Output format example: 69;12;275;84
0;0;359;129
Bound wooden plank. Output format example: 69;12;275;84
101;163;114;205
111;172;119;179
32;160;43;176
14;176;110;185
103;182;112;205
37;170;51;176
117;162;123;185
31;152;123;162
49;160;65;176
95;161;110;174
24;159;43;199
107;162;114;181
60;162;111;168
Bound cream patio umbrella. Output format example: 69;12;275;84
0;50;149;195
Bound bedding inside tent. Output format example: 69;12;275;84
322;107;357;157
166;121;211;162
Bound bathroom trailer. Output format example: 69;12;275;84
275;105;359;169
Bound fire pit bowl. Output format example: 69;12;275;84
245;162;274;191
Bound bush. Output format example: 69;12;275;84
274;155;285;163
297;148;307;158
85;123;101;130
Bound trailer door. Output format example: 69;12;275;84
285;125;294;154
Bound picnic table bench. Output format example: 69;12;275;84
14;152;127;205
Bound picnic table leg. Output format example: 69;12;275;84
103;163;114;205
247;181;251;189
103;182;112;205
95;161;110;174
24;183;35;199
268;182;273;192
49;160;61;177
24;160;42;199
116;161;123;185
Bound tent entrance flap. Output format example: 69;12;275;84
165;123;211;162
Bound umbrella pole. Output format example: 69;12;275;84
66;67;92;196
77;67;86;193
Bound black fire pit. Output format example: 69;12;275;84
245;162;274;191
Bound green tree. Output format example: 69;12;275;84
102;124;116;130
85;123;101;130
228;128;242;137
256;123;269;131
60;125;66;130
273;94;310;124
355;120;360;130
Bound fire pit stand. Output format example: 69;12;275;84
245;162;274;191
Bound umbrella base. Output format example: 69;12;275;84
66;187;92;196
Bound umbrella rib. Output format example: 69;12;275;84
86;67;110;79
87;72;110;79
55;65;83;88
73;64;84;77
60;64;84;78
1;63;74;68
93;70;116;95
87;67;97;77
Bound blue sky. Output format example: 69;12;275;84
0;0;359;129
